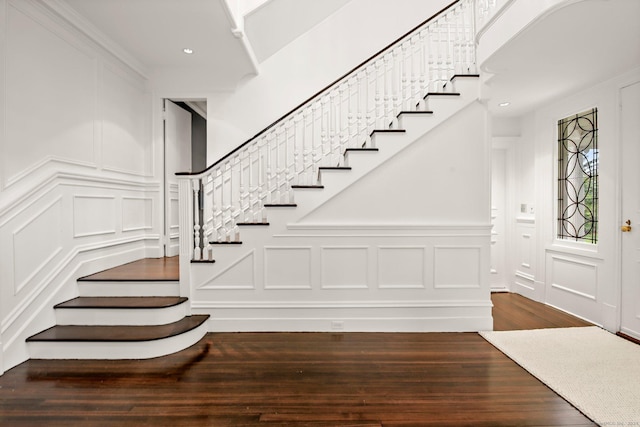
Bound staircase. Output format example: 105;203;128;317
173;0;492;334
27;258;209;360
26;0;490;360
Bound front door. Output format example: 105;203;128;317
620;81;640;339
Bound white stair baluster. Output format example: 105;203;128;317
192;179;202;260
365;65;374;146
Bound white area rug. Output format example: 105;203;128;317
479;327;640;427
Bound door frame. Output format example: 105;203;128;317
618;78;640;339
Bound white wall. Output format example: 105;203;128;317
0;0;160;373
188;102;493;332
206;0;452;164
508;67;640;330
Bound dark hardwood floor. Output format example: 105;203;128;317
0;291;598;426
491;292;593;330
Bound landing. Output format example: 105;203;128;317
79;257;179;281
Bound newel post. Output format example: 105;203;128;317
177;176;194;308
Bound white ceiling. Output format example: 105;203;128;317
52;0;640;114
60;0;257;88
57;0;352;90
244;0;351;63
483;0;640;117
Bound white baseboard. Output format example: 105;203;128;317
194;302;493;332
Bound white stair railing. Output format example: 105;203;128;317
178;0;477;261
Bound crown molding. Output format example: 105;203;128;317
38;0;150;79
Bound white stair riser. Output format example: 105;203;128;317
450;77;480;96
263;207;298;226
343;151;379;170
317;169;353;189
78;281;180;297
28;321;208;360
55;303;188;326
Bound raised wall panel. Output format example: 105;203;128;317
169;197;179;235
122;197;153;232
378;246;425;289
321;247;368;289
12;198;63;294
264;247;312;290
434;246;481;289
199;251;255;290
519;233;532;268
73;195;116;237
101;63;151;176
549;255;597;301
5;3;96;185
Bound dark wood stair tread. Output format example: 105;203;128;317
318;166;352;170
54;297;188;310
237;222;270;226
210;241;242;244
423;92;461;99
264;203;297;207
291;185;324;189
27;315;209;342
345;148;379;152
370;129;406;137
78;257;179;282
451;73;480;79
397;110;434;117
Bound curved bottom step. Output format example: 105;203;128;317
27;315;209;360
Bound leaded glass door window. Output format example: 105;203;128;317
557;108;598;244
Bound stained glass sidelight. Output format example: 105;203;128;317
557;108;598;244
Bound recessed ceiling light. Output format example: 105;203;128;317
183;48;194;54
499;102;510;107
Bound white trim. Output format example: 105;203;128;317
286;223;492;232
217;0;259;75
0;171;160;222
4;156;98;189
192;299;493;309
550;283;596;301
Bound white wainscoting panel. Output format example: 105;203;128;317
546;251;600;323
12;197;63;295
190;225;492;332
433;246;481;289
378;246;426;289
513;219;536;298
122;197;153;232
264;246;312;290
199;251;256;290
5;2;96;185
321;246;369;289
549;255;598;301
73;195;117;237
